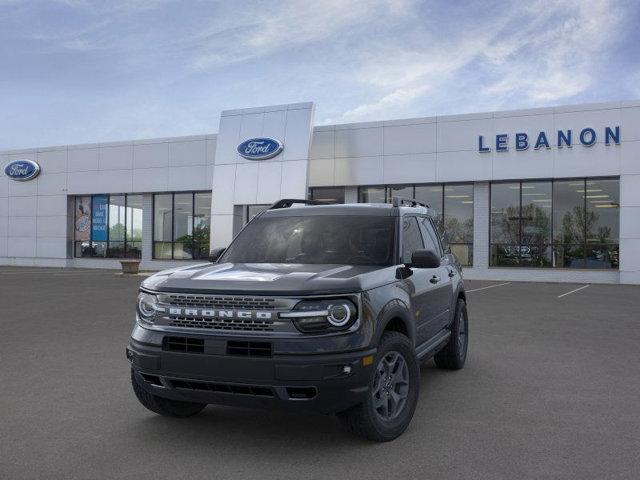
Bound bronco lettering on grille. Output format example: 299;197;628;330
166;307;273;320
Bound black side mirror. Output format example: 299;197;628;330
410;249;440;268
209;247;225;263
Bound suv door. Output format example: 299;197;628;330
418;216;455;332
400;216;441;345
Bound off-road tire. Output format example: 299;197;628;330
434;298;468;370
131;369;206;417
338;331;419;442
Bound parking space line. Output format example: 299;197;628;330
557;284;590;298
466;282;511;293
0;270;116;276
0;269;54;273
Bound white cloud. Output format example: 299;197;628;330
339;85;429;121
334;0;625;122
481;0;621;105
0;0;634;149
337;36;493;121
190;0;415;69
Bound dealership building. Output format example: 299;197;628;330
1;100;639;284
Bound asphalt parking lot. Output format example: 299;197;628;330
1;268;639;480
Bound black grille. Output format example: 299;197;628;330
170;379;274;397
227;341;272;357
168;316;274;332
164;294;276;310
163;336;205;353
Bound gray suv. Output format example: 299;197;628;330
127;197;468;441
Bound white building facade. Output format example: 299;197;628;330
1;100;639;284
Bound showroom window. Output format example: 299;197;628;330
490;178;619;269
153;192;211;260
309;187;346;203
358;184;473;266
244;204;270;224
74;194;143;258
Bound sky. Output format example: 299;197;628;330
1;0;639;150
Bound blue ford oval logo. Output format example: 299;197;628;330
237;137;283;160
4;159;41;181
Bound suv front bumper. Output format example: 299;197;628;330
127;337;376;414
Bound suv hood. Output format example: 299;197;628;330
142;262;396;295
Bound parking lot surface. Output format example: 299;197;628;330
1;267;639;480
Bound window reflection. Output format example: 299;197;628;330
359;186;386;203
173;193;193;259
491;178;619;269
126;195;143;258
415;185;443;233
108;195;126;258
246;205;270;223
389;185;414;201
194;193;212;260
74;193;143;259
490;183;520;267
153;194;172;259
444;184;473;266
358;183;473;266
586;179;619;244
520;181;552;267
309;187;345;204
153;192;212;260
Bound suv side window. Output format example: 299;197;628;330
401;217;425;264
419;217;443;257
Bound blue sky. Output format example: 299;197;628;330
1;0;639;150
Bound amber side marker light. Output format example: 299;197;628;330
362;355;374;366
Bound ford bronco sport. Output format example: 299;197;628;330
127;197;468;441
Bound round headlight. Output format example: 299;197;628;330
285;298;358;333
137;292;157;322
327;303;352;327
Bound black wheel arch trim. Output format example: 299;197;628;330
374;299;416;346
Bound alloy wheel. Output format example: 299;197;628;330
372;351;410;421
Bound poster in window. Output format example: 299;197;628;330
75;196;91;241
91;195;108;242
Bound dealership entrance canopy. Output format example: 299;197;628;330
1;100;639;284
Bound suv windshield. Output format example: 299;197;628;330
220;215;396;266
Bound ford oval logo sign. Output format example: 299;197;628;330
4;159;41;181
237;137;283;160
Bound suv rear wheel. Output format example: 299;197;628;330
338;331;419;442
131;369;206;418
434;298;468;370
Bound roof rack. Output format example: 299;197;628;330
269;199;324;210
391;196;429;208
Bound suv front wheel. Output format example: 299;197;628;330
338;331;419;442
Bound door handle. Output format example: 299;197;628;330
430;275;441;284
448;269;455;278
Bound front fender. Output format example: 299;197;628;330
374;298;415;346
